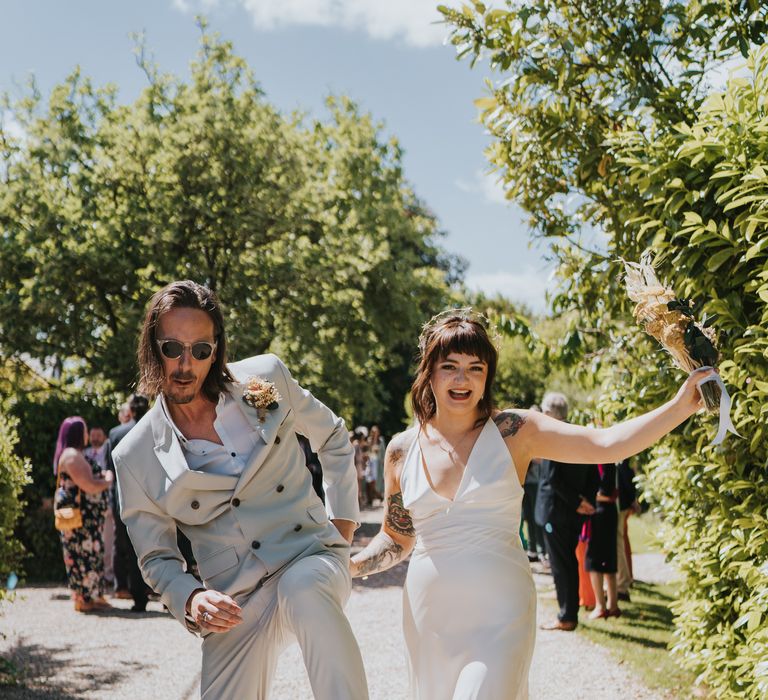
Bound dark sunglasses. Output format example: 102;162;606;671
156;338;217;361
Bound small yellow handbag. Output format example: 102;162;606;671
53;469;83;531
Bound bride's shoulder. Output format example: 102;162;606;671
491;408;531;439
385;427;418;465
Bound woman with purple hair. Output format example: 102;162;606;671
54;416;114;612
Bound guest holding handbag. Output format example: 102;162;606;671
53;416;114;613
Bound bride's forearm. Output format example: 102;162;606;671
595;398;691;461
350;532;410;578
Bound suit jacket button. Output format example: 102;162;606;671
231;498;241;507
294;524;302;532
251;540;261;549
276;484;285;493
274;436;281;444
191;500;200;510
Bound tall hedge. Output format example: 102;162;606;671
595;48;768;698
0;412;31;599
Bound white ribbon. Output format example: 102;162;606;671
696;369;741;446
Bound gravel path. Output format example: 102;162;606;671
0;508;669;699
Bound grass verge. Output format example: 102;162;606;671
576;580;703;697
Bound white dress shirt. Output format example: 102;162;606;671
160;391;261;476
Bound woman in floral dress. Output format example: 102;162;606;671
53;416;114;612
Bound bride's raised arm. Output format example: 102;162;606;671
350;429;417;578
509;367;717;468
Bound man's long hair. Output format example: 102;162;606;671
137;280;235;401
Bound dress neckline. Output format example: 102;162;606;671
417;418;492;503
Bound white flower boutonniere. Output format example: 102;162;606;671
242;376;281;423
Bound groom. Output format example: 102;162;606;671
112;280;368;699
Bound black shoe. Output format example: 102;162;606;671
617;591;631;602
526;551;540;562
130;604;147;613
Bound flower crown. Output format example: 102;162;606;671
417;307;497;357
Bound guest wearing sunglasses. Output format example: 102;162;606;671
112;280;367;700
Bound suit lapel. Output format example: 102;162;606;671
228;381;288;494
150;400;190;483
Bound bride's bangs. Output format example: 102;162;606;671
433;321;495;366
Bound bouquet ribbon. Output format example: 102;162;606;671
696;369;740;446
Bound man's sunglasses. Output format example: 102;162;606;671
155;339;217;361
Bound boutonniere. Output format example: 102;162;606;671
242;376;281;423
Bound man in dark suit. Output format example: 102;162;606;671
107;393;150;611
535;391;598;631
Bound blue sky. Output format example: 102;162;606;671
1;0;555;311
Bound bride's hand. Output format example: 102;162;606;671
674;366;719;417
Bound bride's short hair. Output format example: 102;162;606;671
410;309;498;425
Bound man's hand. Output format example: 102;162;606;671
187;589;243;634
331;518;356;544
576;498;596;516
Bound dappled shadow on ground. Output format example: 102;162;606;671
579;580;676;650
352;561;408;589
583;623;669;650
0;637;142;699
79;607;169;620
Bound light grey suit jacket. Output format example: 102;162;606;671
113;354;358;634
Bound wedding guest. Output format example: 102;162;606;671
108;394;150;610
522;404;546;562
364;426;384;506
586;462;621;618
369;425;387;497
353;427;369;508
84;426;115;588
113;280;367;699
350;309;715;698
576;525;596;611
535;392;598;631
617;458;641;601
117;402;133;425
54;416;113;613
576;465;600;611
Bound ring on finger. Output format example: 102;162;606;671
201;611;212;623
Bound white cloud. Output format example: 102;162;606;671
172;0;221;12
465;267;556;314
172;0;449;48
456;170;510;206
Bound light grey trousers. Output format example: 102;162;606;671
200;550;368;699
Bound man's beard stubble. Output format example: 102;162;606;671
165;370;197;404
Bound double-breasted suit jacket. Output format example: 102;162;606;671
113;353;359;634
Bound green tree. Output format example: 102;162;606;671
0;410;31;598
0;25;459;424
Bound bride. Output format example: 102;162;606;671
350;309;715;699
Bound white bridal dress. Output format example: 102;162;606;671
400;418;536;700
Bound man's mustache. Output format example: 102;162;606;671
170;371;196;382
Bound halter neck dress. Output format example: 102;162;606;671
400;418;536;699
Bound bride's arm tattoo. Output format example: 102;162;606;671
351;533;404;577
494;410;525;438
387;492;416;536
351;493;415;577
